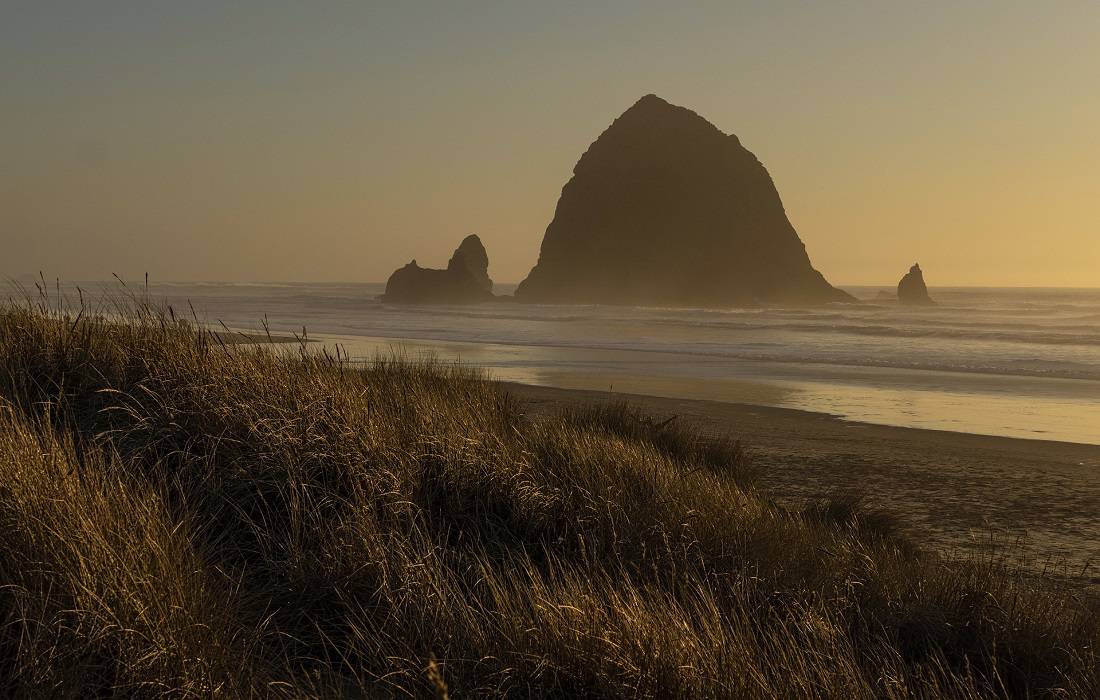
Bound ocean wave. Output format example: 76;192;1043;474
329;328;1100;382
214;302;1100;349
132;283;1100;383
640;318;1100;347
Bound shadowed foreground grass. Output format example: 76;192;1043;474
0;298;1096;698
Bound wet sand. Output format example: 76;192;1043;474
215;330;309;345
506;382;1100;586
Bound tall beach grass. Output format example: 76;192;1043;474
0;290;1096;697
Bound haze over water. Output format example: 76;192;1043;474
56;281;1100;446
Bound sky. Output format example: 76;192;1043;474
2;1;1098;286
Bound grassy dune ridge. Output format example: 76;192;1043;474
0;295;1096;697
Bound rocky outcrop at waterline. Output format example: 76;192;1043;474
897;263;934;305
382;234;494;303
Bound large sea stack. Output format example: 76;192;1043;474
382;234;494;303
516;95;852;306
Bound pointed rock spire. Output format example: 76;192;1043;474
897;263;934;305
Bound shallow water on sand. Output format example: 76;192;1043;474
43;281;1100;445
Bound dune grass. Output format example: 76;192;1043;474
0;294;1096;697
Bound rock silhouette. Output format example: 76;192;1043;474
515;94;852;306
897;263;934;305
447;234;492;294
382;234;494;303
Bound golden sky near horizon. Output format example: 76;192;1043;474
2;2;1098;287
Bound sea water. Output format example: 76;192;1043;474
39;281;1100;445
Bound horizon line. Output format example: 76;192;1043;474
9;277;1099;291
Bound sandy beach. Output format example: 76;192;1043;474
507;381;1100;586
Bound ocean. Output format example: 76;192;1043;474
35;281;1100;445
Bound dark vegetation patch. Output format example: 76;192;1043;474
0;294;1096;697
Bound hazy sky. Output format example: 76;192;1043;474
3;1;1098;286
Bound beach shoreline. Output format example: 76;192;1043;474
505;381;1100;586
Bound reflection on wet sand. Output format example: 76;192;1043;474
301;332;1100;445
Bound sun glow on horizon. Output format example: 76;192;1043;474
2;2;1098;287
